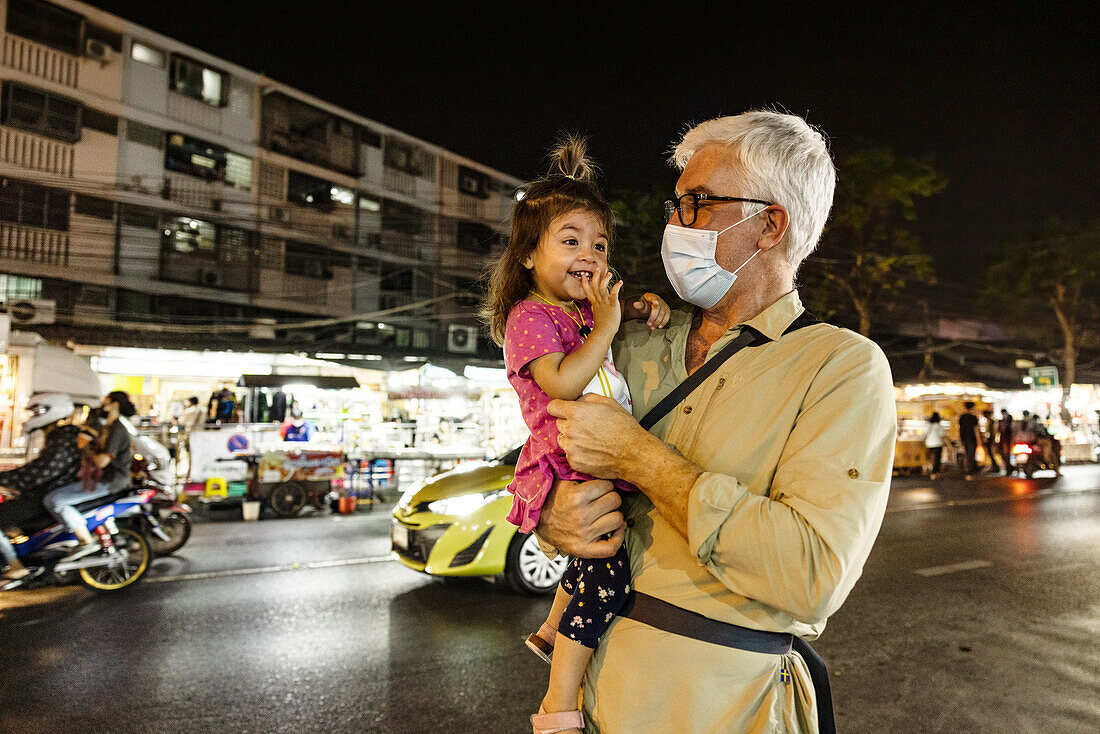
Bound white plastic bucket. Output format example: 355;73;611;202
242;500;261;521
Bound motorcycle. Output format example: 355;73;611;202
2;487;155;592
130;453;192;556
1009;439;1061;479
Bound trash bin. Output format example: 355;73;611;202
242;500;261;521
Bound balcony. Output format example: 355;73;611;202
0;222;69;266
167;91;221;135
0;126;74;176
1;34;79;88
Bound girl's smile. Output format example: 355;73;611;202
524;209;609;306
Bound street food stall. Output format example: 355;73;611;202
894;385;992;475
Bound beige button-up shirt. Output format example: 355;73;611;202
581;291;896;733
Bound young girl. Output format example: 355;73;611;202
482;136;669;734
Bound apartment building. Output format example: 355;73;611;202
0;0;520;364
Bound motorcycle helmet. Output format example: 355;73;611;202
23;392;75;433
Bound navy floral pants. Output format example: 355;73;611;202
557;543;631;649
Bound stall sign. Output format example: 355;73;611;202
1028;366;1059;389
259;449;344;484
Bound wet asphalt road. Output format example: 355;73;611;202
1;466;1098;734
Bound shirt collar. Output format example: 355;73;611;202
741;290;804;341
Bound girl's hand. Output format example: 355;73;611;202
624;293;671;330
582;271;623;334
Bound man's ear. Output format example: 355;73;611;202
757;205;790;252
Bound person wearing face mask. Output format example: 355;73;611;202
536;111;896;733
42;391;136;562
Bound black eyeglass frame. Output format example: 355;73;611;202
663;193;774;227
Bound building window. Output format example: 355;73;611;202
359;195;381;212
225;152;252;190
456;221;496;253
0;274;43;301
165;132;226;182
169;55;227;107
0;82;81;143
360;128;381;148
130;41;166;68
82;107;117;135
287;170;336;210
74;194;114;220
125;119;164;149
458;166;490;199
383;137;423;175
285;240;333;279
379;266;413;292
119;205;159;229
381;199;424;235
4;0;83;55
162;217;216;255
0;177;69;230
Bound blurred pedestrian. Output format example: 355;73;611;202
998;409;1014;475
958;402;981;480
925;411;945;479
982;409;1003;474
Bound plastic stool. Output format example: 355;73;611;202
205;477;228;499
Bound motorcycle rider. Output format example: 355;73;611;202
0;393;84;582
42;391;136;562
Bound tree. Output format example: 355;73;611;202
802;147;947;336
609;184;677;304
981;217;1100;422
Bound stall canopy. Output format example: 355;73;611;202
238;374;360;389
31;343;103;405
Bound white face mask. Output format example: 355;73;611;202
660;208;766;308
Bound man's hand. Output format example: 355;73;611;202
622;292;671;330
548;394;654;482
0;485;18;500
535;478;625;558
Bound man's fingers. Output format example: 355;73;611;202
547;398;576;419
586;523;626;558
590;509;625;539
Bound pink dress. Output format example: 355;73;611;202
503;299;634;533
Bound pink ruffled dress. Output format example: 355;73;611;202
503;299;635;533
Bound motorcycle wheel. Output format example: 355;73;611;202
78;527;151;592
150;512;192;556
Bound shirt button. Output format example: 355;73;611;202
848;468;860;479
683;406;692;415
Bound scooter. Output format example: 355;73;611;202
2;487;155;592
1009;439;1061;479
130;454;192;556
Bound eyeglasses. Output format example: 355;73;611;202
663;193;773;227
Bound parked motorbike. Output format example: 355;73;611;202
2;487;155;592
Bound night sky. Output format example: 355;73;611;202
84;2;1097;291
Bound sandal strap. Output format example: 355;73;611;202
531;709;584;733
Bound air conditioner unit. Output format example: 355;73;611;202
198;268;221;288
447;324;477;354
84;38;115;65
6;299;56;325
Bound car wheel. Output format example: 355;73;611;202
269;481;307;518
505;532;569;595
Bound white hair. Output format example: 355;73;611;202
670;110;836;271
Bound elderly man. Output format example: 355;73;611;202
540;111;896;733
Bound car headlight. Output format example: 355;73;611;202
427;489;509;517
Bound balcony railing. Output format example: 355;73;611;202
0;127;75;176
0;222;69;265
167;92;221;135
1;34;79;87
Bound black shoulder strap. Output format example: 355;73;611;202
638;310;821;431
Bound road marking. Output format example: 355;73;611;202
145;554;395;583
913;559;993;577
887;486;1100;513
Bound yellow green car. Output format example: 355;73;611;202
390;445;568;594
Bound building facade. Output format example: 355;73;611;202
0;0;519;367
